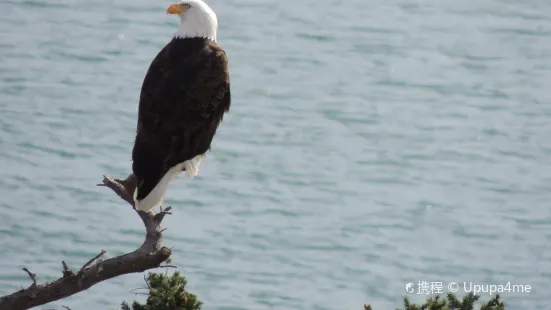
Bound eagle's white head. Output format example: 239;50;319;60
167;0;218;41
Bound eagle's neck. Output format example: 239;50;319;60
174;12;217;41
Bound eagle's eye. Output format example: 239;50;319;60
181;3;191;9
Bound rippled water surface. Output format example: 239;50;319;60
1;0;551;309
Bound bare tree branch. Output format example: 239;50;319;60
79;250;106;273
156;265;177;269
0;174;173;310
61;261;73;278
21;268;37;289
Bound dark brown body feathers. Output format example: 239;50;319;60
132;37;231;201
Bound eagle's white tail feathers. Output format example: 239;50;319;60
183;155;203;178
134;155;203;212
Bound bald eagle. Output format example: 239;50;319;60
132;0;231;212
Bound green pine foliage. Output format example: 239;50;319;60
120;270;506;310
364;292;504;310
120;271;201;310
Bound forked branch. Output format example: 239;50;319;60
0;174;173;310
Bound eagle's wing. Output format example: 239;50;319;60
132;39;231;201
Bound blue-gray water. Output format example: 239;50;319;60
1;0;550;309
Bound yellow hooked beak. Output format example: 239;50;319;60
166;3;183;15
